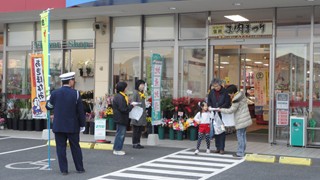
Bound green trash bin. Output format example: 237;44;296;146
290;116;306;147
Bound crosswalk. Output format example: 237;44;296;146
89;149;245;180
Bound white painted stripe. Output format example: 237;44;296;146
199;158;245;180
172;154;239;163
0;144;47;155
0;137;12;140
110;172;188;180
156;158;226;167
180;151;235;158
89;148;192;180
143;162;219;171
129;167;207;177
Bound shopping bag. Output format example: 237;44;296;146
221;113;235;126
213;113;225;135
129;106;143;121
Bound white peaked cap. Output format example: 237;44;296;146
59;72;75;81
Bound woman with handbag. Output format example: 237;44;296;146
218;84;252;157
207;78;231;154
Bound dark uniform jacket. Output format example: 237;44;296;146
46;86;85;133
112;93;133;126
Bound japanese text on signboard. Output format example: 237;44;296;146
209;22;272;39
33;58;45;101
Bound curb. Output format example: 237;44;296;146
47;140;113;150
245;154;276;163
245;153;312;166
279;156;312;166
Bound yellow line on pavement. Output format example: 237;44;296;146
47;140;113;151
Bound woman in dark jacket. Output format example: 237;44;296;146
207;78;231;154
112;82;134;155
131;80;147;149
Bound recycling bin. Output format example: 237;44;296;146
290;116;307;147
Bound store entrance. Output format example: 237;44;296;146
213;44;270;137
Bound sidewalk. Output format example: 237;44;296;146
1;129;319;159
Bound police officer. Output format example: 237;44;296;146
46;72;86;175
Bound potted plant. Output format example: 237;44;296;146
85;60;94;76
161;97;174;119
77;60;85;76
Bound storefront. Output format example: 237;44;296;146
1;3;320;147
109;7;320;146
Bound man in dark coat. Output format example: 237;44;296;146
46;72;86;175
207;78;231;154
112;81;134;155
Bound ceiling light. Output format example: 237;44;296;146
242;58;252;61
224;15;249;22
233;2;242;6
221;62;229;64
216;66;224;69
245;66;252;69
254;61;263;64
263;64;269;66
306;0;315;2
169;7;176;10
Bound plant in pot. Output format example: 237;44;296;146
85;60;94;76
7;99;21;130
161;97;174;119
77;60;85;76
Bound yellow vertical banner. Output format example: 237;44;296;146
40;11;49;96
30;54;47;119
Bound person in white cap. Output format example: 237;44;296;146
46;72;86;175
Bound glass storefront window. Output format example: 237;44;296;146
50;51;63;90
113;49;140;94
8;23;34;46
143;47;174;98
67;19;95;40
7;52;29;94
179;47;206;98
36;21;63;41
179;13;206;39
277;7;311;41
144;15;174;40
315;6;320;42
113;16;141;42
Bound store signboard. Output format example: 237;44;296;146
94;119;106;140
209;22;272;39
276;93;290;126
32;39;95;50
151;53;163;125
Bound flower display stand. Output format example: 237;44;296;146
158;126;165;139
26;119;35;131
189;126;198;141
169;128;175;140
6;118;13;129
176;131;183;140
18;119;26;131
34;119;44;131
12;118;19;130
89;122;95;135
107;117;115;130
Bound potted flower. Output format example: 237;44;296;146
85;60;94;76
0;117;5;130
172;118;187;140
161;97;174;118
186;118;199;141
77;60;85;76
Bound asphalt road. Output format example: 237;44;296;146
0;136;319;180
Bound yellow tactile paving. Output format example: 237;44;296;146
245;154;276;163
279;156;312;166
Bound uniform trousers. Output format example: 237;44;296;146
55;132;84;173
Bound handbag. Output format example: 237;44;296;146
213;112;225;135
